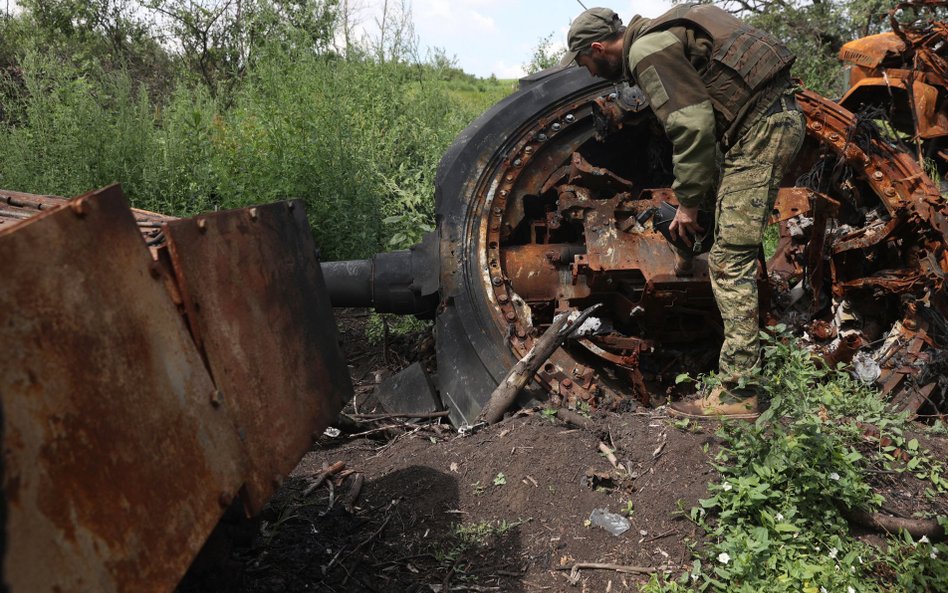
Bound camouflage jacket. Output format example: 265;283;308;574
622;5;793;208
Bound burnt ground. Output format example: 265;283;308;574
180;311;948;593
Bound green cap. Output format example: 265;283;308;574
561;7;623;66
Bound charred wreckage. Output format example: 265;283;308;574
324;8;948;427
2;3;948;593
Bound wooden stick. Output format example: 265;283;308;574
302;461;346;496
480;304;602;424
352;411;449;421
842;507;946;541
598;441;620;469
343;473;365;511
554;409;595;431
557;562;660;582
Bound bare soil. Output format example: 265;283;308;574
179;311;948;593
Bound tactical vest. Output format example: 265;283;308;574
624;4;794;138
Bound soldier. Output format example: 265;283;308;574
563;5;805;418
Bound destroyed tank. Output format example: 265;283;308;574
837;0;948;184
323;63;948;427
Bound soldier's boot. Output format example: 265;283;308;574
674;252;695;277
668;387;759;420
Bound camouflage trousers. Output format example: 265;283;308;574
709;95;805;380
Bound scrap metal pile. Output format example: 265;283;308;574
839;0;948;181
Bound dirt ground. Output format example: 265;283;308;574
179;311;948;593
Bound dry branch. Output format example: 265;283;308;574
480;304;602;424
842;507;946;541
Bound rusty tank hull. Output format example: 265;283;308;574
324;64;948;426
0;186;352;593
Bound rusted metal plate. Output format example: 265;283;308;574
163;201;351;513
0;185;247;593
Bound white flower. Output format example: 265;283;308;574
721;482;732;491
848;586;856;593
718;552;731;564
858;556;864;564
829;472;841;481
920;535;930;544
820;588;828;593
829;547;839;559
932;552;939;560
775;512;784;521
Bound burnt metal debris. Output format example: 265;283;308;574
0;185;351;593
838;0;948;177
327;44;948;426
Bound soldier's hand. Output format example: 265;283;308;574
669;205;704;248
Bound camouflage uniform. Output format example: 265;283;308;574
620;5;806;381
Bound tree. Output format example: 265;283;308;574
523;32;563;75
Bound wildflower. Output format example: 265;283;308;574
721;482;732;491
718;552;731;565
775;512;784;521
932;552;938;560
820;588;828;593
829;547;839;559
829;472;840;481
848;586;856;593
920;535;930;544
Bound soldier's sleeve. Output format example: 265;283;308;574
628;30;717;208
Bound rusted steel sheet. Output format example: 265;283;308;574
163;201;352;513
839;2;948;155
0;186;248;593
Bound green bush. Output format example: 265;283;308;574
0;39;510;259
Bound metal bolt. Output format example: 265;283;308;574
551;122;561;131
499;190;508;197
210;389;223;408
491;224;500;231
249;207;258;221
505;311;517;321
873;171;884;181
537;133;548;142
884;187;896;197
70;199;88;218
498;294;509;303
811;122;823;131
516;328;527;339
565;114;575;123
492;277;503;286
513;159;522;167
829;133;840;141
197;218;207;233
493;207;502;214
524;146;534;153
506;174;514;182
562;378;573;389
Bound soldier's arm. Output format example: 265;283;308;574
628;30;716;208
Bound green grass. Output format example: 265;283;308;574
648;329;948;592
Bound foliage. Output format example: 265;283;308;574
706;0;897;97
0;0;511;260
649;328;948;592
523;32;563;75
